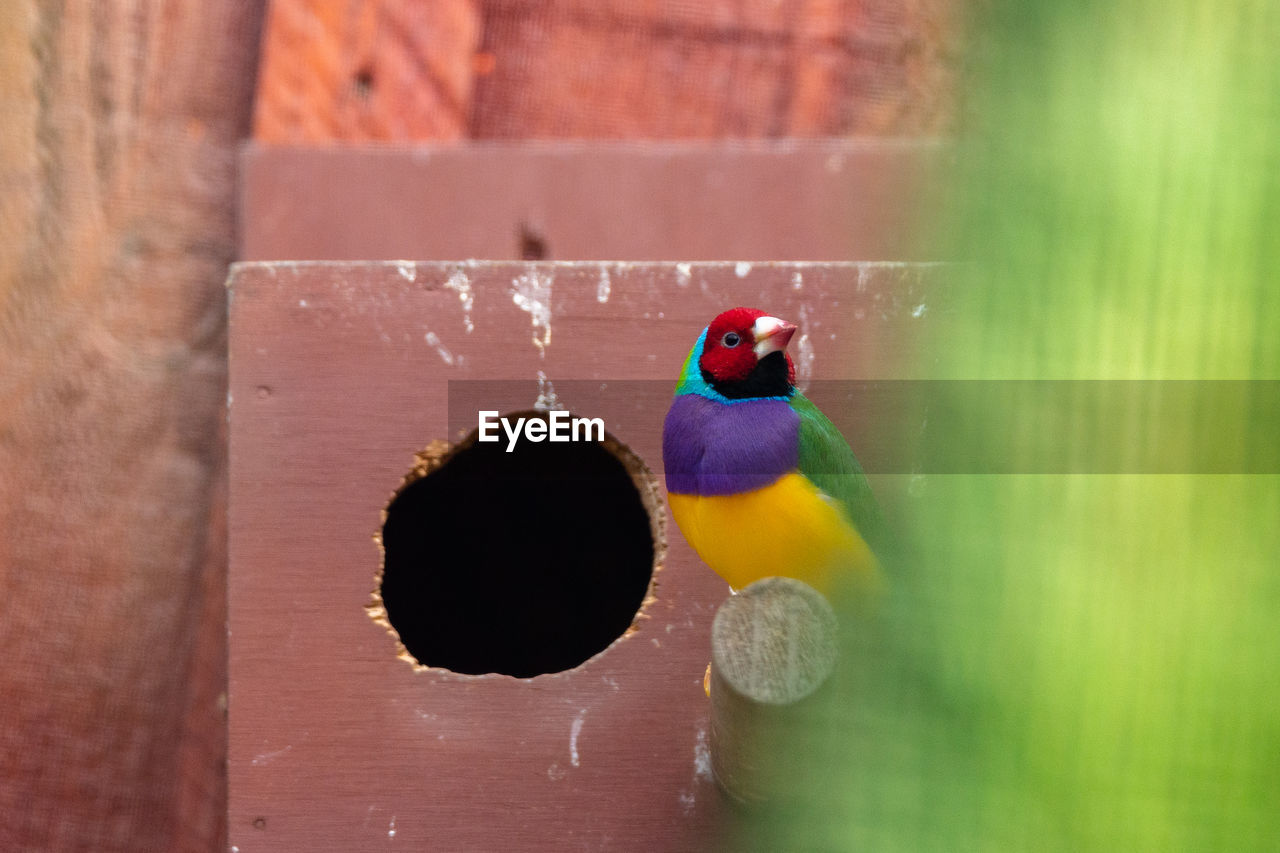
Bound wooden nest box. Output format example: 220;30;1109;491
227;260;938;850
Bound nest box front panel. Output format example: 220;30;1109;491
226;261;937;850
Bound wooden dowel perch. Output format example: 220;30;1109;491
708;576;839;803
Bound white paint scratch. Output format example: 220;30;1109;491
734;261;752;278
534;370;562;411
794;303;817;392
250;744;292;766
569;709;587;767
912;302;928;318
298;298;308;308
424;331;455;366
792;271;804;291
596;268;612;303
675;262;692;287
693;728;713;781
394;260;416;282
511;269;553;356
679;791;696;815
388;815;396;839
445;269;475;333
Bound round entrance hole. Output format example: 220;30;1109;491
377;412;661;678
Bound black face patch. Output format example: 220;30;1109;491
702;351;794;399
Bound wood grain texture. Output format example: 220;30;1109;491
0;3;263;850
253;0;481;142
469;0;957;138
252;0;956;141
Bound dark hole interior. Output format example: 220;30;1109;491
380;418;655;677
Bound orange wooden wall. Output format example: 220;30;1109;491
254;0;956;142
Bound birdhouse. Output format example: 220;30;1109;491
226;260;940;849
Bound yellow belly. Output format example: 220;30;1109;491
668;472;878;594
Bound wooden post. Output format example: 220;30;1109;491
709;577;839;804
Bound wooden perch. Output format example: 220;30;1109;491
708;576;838;804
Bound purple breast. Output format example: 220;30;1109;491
662;394;799;496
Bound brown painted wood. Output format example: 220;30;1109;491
253;0;957;141
227;260;944;850
0;4;264;851
239;141;947;262
709;578;838;803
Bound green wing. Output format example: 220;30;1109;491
791;392;890;557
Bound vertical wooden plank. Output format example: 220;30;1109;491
253;0;482;142
0;3;263;850
469;0;956;138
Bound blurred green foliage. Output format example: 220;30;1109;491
733;1;1280;849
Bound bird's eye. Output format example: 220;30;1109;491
721;332;741;348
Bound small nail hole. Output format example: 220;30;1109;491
518;223;548;260
353;67;375;99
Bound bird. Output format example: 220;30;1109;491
662;307;884;598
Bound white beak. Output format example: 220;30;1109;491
752;316;797;358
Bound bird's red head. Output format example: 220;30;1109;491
699;307;798;390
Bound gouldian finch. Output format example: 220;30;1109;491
663;307;883;596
